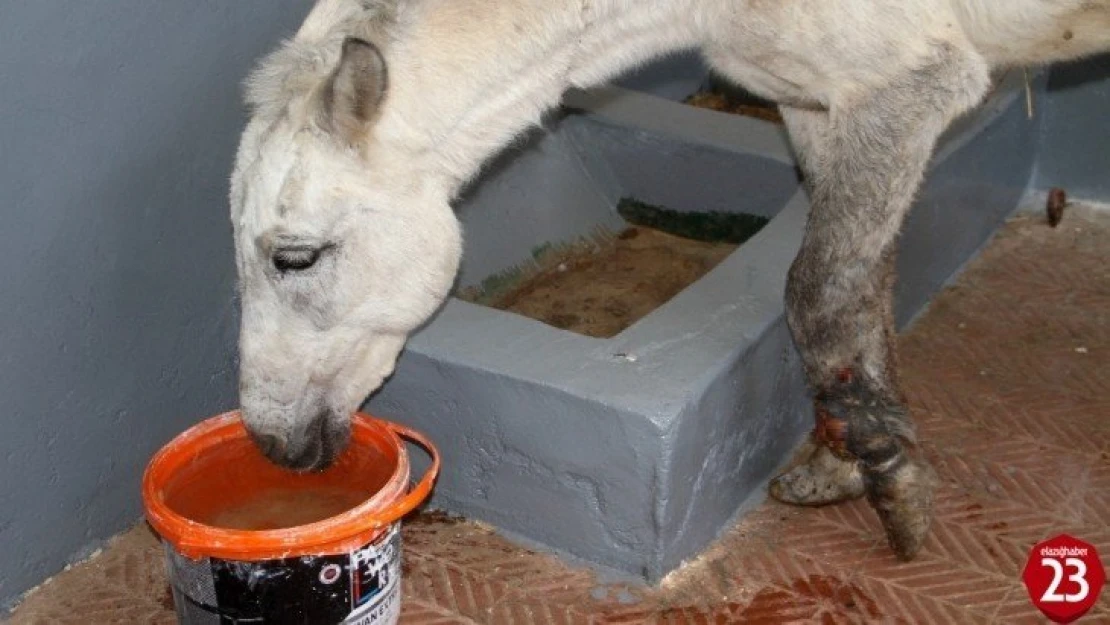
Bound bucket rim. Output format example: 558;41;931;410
142;410;438;561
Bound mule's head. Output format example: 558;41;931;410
230;38;461;470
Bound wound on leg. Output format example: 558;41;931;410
813;367;914;471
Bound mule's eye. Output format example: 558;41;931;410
272;246;323;273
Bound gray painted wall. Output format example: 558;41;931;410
0;1;310;609
1035;53;1110;201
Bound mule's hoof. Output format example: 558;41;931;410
864;450;938;561
769;438;866;506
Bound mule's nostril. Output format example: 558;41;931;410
251;433;283;461
246;411;345;471
284;438;325;472
260;411;330;472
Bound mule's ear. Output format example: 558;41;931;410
319;37;387;142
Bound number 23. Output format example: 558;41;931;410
1041;557;1090;603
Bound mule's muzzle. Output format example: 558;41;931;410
248;409;350;472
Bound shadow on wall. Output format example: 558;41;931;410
1047;52;1110;90
1036;53;1110;200
0;1;311;610
611;49;1110;205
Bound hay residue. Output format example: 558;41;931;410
458;200;769;338
684;91;784;124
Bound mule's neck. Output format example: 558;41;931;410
334;0;702;199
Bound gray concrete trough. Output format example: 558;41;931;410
366;65;1039;581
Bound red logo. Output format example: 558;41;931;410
1022;534;1105;623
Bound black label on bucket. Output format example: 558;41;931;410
167;526;402;625
210;553;353;624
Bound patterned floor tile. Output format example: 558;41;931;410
6;212;1108;624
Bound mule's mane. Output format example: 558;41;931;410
244;40;333;120
243;1;396;121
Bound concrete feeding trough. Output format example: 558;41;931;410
366;61;1039;580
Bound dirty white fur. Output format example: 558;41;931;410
230;0;1109;467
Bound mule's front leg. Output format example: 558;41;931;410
769;105;867;508
771;46;991;560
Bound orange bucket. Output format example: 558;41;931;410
142;410;439;625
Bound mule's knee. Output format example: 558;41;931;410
784;252;828;352
784;251;871;386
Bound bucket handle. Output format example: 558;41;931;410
377;420;441;525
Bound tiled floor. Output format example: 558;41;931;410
7;208;1109;624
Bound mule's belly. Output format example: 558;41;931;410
698;0;967;107
951;0;1110;66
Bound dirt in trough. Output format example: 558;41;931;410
459;199;768;339
684;90;784;124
